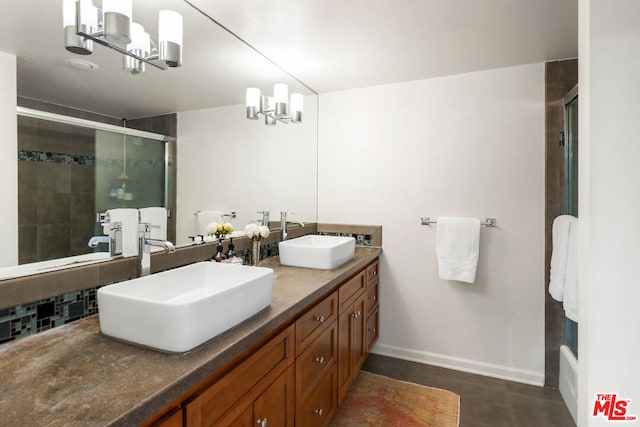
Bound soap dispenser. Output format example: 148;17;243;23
224;238;244;265
213;241;227;263
225;238;236;259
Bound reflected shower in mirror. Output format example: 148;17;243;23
17;109;170;265
0;0;318;279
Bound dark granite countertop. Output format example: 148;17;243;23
0;247;381;426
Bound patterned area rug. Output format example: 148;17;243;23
330;371;460;427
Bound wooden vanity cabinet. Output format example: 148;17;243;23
145;257;380;427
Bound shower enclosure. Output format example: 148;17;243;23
563;85;578;358
17;108;170;264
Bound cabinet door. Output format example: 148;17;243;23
296;365;337;427
224;404;253;427
185;326;293;426
147;407;183;427
253;365;295;427
351;292;367;372
337;292;366;404
337;302;353;403
366;307;380;353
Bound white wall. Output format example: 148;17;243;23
579;1;640;425
0;52;17;267
176;98;317;245
318;63;545;385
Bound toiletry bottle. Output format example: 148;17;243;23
225;238;236;259
213;242;227;262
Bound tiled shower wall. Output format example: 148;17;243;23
544;59;578;388
18;116;97;264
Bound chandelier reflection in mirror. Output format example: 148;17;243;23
63;0;183;75
245;84;304;125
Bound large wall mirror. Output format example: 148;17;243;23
0;0;318;278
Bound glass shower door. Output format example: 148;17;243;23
565;93;578;218
95;130;168;219
563;86;578;358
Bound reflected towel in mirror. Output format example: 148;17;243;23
140;207;168;253
196;210;223;235
105;208;139;257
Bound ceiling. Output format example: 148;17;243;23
0;0;311;119
190;0;578;93
0;0;578;118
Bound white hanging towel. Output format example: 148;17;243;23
549;215;577;302
563;220;579;322
139;207;168;240
105;208;139;257
195;210;223;235
436;217;481;283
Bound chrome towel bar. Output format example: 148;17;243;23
420;217;497;227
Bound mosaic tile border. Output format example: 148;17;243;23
18;149;95;166
18;149;165;168
317;232;374;246
0;287;99;344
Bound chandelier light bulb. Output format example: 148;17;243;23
159;10;183;67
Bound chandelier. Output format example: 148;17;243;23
245;84;304;125
63;0;183;75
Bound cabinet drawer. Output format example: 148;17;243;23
366;307;379;353
365;280;379;316
185;325;294;426
296;365;337;427
338;270;366;313
296;291;337;355
296;321;337;403
366;259;379;286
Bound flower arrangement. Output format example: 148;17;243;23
206;222;234;239
244;223;270;241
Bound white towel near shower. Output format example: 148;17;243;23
195;210;223;235
549;215;576;301
105;208;139;257
436;217;481;283
563;220;579;322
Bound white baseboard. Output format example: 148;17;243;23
371;343;545;387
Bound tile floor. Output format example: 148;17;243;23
362;354;576;427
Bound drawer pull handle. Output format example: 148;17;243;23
369;295;377;301
314;408;324;416
371;270;377;276
352;311;361;319
315;356;325;364
368;328;377;333
315;315;325;323
256;418;267;427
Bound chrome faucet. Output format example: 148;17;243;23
88;220;123;257
280;211;305;241
257;210;270;227
137;223;175;277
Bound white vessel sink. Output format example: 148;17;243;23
278;235;356;270
97;262;274;353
